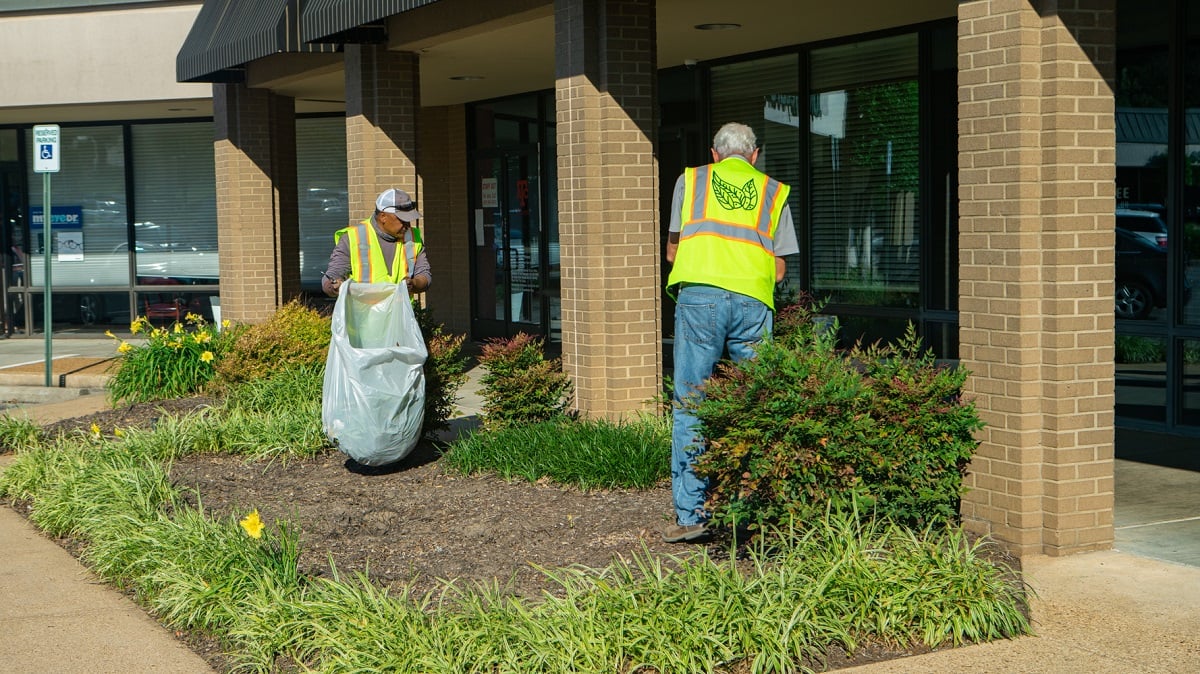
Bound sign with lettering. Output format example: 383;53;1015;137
33;124;60;173
30;206;83;229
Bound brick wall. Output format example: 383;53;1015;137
554;0;661;419
957;0;1115;556
345;45;420;219
419;104;471;335
212;83;299;324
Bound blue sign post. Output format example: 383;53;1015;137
33;125;60;387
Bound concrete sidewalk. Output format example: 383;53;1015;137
0;338;1198;672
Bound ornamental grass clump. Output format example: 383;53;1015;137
107;313;235;406
0;420;1030;674
694;298;983;531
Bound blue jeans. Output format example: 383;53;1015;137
671;284;772;526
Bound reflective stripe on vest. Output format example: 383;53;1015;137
334;219;421;284
667;157;790;310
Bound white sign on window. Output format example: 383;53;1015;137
57;231;83;261
481;178;498;208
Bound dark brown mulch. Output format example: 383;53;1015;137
9;396;1018;673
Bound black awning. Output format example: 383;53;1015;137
301;0;440;44
177;0;338;84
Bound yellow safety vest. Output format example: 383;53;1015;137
334;218;423;284
666;157;790;310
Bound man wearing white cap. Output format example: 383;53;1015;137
322;188;432;297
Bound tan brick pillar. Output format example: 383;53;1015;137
555;0;660;420
345;46;420;221
213;83;300;324
419;104;470;334
958;0;1116;557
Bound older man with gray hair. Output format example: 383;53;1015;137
662;122;800;543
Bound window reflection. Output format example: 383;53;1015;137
1115;333;1167;423
809;34;920;309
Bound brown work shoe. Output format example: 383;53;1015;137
661;522;709;543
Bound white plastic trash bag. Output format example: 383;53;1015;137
322;282;427;466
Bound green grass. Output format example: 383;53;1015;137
0;401;1030;673
441;416;671;490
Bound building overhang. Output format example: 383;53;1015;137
301;0;441;44
176;0;338;84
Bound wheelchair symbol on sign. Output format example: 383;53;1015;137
39;145;53;160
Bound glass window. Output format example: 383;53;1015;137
297;117;348;291
711;54;801;290
809;34;919;309
1116;333;1167;423
1183;2;1200;327
26;125;126;287
1116;0;1171;427
0;129;16;162
131;122;218;285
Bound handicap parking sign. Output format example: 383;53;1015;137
33;125;60;173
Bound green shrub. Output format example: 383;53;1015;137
215;300;330;385
107;313;236;406
477;332;573;429
1115;334;1164;364
694;302;982;531
412;303;469;439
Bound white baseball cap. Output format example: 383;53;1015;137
375;188;421;222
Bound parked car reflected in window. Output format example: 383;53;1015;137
1115;226;1191;320
1117;208;1168;249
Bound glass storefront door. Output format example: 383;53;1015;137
472;145;547;340
0;164;25;335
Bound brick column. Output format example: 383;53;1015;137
213;83;300;324
555;0;659;420
345;46;420;220
419;104;470;334
958;0;1116;557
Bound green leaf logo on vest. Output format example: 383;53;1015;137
712;171;759;211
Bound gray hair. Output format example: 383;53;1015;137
712;122;757;158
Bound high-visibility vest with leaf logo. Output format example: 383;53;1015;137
334;218;423;284
666;157;790;310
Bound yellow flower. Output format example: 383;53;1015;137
90;422;101;438
105;330;115;339
193;331;211;344
240;509;264;539
173;323;183;334
221;319;230;329
130;320;142;334
113;428;125;438
117;341;133;354
200;350;214;363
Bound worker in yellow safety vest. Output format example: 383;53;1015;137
661;122;800;544
322;188;431;297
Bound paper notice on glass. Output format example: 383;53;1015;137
57;231;83;261
481;178;498;208
475;209;485;246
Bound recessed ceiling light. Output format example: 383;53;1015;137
449;75;484;81
694;23;741;31
167;107;197;112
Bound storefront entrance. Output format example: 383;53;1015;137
468;93;559;343
471;146;553;340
